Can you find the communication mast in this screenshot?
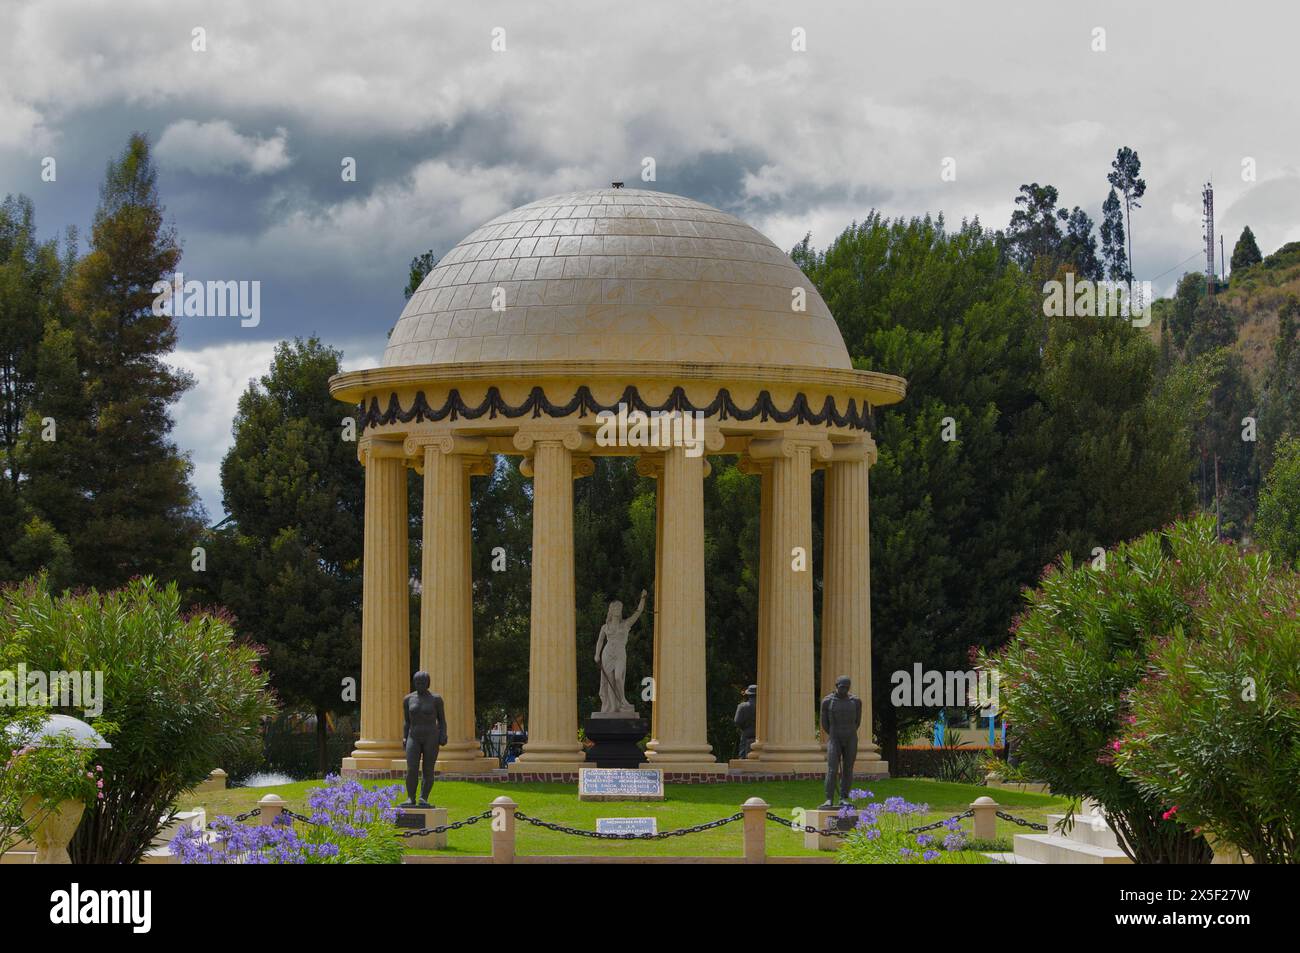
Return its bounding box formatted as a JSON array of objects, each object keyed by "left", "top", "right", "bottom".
[{"left": 1202, "top": 179, "right": 1216, "bottom": 294}]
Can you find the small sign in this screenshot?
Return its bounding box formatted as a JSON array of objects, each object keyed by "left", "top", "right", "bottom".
[
  {"left": 596, "top": 817, "right": 658, "bottom": 836},
  {"left": 578, "top": 767, "right": 665, "bottom": 801},
  {"left": 395, "top": 811, "right": 425, "bottom": 829}
]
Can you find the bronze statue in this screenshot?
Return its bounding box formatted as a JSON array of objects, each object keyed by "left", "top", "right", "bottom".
[
  {"left": 734, "top": 684, "right": 757, "bottom": 758},
  {"left": 819, "top": 675, "right": 862, "bottom": 808},
  {"left": 402, "top": 670, "right": 447, "bottom": 807}
]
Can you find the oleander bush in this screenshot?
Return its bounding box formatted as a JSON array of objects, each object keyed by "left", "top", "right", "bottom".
[
  {"left": 3, "top": 574, "right": 275, "bottom": 863},
  {"left": 1115, "top": 556, "right": 1300, "bottom": 863},
  {"left": 987, "top": 516, "right": 1230, "bottom": 863}
]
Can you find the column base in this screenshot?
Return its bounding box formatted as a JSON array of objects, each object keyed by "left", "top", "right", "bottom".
[
  {"left": 513, "top": 743, "right": 585, "bottom": 767},
  {"left": 343, "top": 747, "right": 406, "bottom": 772},
  {"left": 803, "top": 808, "right": 858, "bottom": 851}
]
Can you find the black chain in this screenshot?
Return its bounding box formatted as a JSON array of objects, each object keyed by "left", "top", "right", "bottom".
[
  {"left": 766, "top": 808, "right": 977, "bottom": 837},
  {"left": 765, "top": 812, "right": 850, "bottom": 837},
  {"left": 396, "top": 809, "right": 496, "bottom": 838},
  {"left": 908, "top": 809, "right": 974, "bottom": 833},
  {"left": 281, "top": 809, "right": 319, "bottom": 825},
  {"left": 511, "top": 809, "right": 743, "bottom": 840},
  {"left": 216, "top": 807, "right": 261, "bottom": 826},
  {"left": 995, "top": 810, "right": 1048, "bottom": 831}
]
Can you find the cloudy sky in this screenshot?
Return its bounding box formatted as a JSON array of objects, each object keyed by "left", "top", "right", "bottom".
[{"left": 3, "top": 0, "right": 1297, "bottom": 518}]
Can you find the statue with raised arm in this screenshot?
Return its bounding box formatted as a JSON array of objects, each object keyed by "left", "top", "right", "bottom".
[
  {"left": 594, "top": 590, "right": 647, "bottom": 714},
  {"left": 402, "top": 670, "right": 447, "bottom": 807}
]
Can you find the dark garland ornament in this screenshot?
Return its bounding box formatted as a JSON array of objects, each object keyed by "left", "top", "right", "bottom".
[{"left": 357, "top": 384, "right": 875, "bottom": 433}]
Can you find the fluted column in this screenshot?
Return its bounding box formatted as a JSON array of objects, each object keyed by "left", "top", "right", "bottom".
[
  {"left": 731, "top": 457, "right": 772, "bottom": 767},
  {"left": 821, "top": 437, "right": 884, "bottom": 770},
  {"left": 748, "top": 432, "right": 831, "bottom": 769},
  {"left": 641, "top": 445, "right": 718, "bottom": 770},
  {"left": 414, "top": 434, "right": 497, "bottom": 773},
  {"left": 347, "top": 440, "right": 410, "bottom": 770},
  {"left": 510, "top": 428, "right": 592, "bottom": 770}
]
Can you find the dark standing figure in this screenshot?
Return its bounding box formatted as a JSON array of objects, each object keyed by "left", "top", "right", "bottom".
[
  {"left": 820, "top": 675, "right": 862, "bottom": 808},
  {"left": 402, "top": 671, "right": 448, "bottom": 807},
  {"left": 734, "top": 684, "right": 758, "bottom": 759}
]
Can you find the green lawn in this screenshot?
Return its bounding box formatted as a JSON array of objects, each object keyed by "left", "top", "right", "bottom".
[{"left": 185, "top": 778, "right": 1068, "bottom": 859}]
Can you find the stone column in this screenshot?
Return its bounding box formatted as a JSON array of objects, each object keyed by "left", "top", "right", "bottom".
[
  {"left": 346, "top": 440, "right": 410, "bottom": 771},
  {"left": 413, "top": 434, "right": 496, "bottom": 773},
  {"left": 731, "top": 457, "right": 772, "bottom": 768},
  {"left": 640, "top": 444, "right": 720, "bottom": 772},
  {"left": 747, "top": 432, "right": 830, "bottom": 771},
  {"left": 820, "top": 437, "right": 885, "bottom": 772},
  {"left": 509, "top": 428, "right": 592, "bottom": 771}
]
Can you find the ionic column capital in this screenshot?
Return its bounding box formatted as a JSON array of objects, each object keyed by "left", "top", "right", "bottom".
[
  {"left": 358, "top": 436, "right": 409, "bottom": 467},
  {"left": 824, "top": 435, "right": 879, "bottom": 466},
  {"left": 405, "top": 433, "right": 490, "bottom": 458},
  {"left": 637, "top": 447, "right": 713, "bottom": 479},
  {"left": 745, "top": 431, "right": 834, "bottom": 463},
  {"left": 512, "top": 425, "right": 595, "bottom": 454}
]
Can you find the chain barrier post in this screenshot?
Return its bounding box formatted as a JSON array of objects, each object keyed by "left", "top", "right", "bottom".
[
  {"left": 257, "top": 793, "right": 286, "bottom": 827},
  {"left": 742, "top": 797, "right": 768, "bottom": 864},
  {"left": 491, "top": 796, "right": 517, "bottom": 864},
  {"left": 971, "top": 796, "right": 998, "bottom": 842}
]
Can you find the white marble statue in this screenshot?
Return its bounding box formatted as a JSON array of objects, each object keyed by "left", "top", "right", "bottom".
[{"left": 594, "top": 590, "right": 648, "bottom": 714}]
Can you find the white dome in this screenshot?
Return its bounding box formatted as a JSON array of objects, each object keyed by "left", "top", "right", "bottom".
[{"left": 384, "top": 188, "right": 850, "bottom": 369}]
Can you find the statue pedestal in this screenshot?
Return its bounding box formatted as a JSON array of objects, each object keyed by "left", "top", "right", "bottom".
[
  {"left": 395, "top": 806, "right": 448, "bottom": 850},
  {"left": 582, "top": 714, "right": 648, "bottom": 768},
  {"left": 804, "top": 808, "right": 857, "bottom": 851}
]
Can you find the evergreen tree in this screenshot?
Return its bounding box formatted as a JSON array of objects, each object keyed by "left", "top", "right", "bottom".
[
  {"left": 23, "top": 134, "right": 202, "bottom": 588},
  {"left": 1230, "top": 225, "right": 1263, "bottom": 274},
  {"left": 197, "top": 338, "right": 365, "bottom": 775},
  {"left": 1003, "top": 183, "right": 1101, "bottom": 280},
  {"left": 1107, "top": 147, "right": 1146, "bottom": 281},
  {"left": 0, "top": 195, "right": 72, "bottom": 582},
  {"left": 404, "top": 250, "right": 438, "bottom": 299},
  {"left": 1100, "top": 188, "right": 1128, "bottom": 281}
]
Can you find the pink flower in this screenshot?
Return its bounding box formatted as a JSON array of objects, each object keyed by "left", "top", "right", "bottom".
[
  {"left": 96, "top": 779, "right": 104, "bottom": 789},
  {"left": 1162, "top": 805, "right": 1178, "bottom": 821}
]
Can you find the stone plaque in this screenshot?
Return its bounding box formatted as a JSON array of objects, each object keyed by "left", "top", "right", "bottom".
[
  {"left": 596, "top": 817, "right": 658, "bottom": 836},
  {"left": 395, "top": 811, "right": 425, "bottom": 829},
  {"left": 578, "top": 767, "right": 665, "bottom": 801}
]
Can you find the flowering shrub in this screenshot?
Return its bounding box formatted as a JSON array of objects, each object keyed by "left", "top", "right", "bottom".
[
  {"left": 171, "top": 775, "right": 406, "bottom": 865},
  {"left": 835, "top": 790, "right": 985, "bottom": 864},
  {"left": 1115, "top": 556, "right": 1300, "bottom": 864},
  {"left": 986, "top": 516, "right": 1238, "bottom": 863}
]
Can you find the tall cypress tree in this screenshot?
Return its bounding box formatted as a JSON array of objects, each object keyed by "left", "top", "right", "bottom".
[
  {"left": 28, "top": 134, "right": 201, "bottom": 588},
  {"left": 1230, "top": 226, "right": 1263, "bottom": 274}
]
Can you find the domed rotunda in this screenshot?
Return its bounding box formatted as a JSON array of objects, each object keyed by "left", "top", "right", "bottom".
[{"left": 331, "top": 187, "right": 906, "bottom": 779}]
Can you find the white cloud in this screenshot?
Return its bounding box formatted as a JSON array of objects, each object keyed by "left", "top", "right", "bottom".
[
  {"left": 171, "top": 339, "right": 382, "bottom": 520},
  {"left": 156, "top": 119, "right": 291, "bottom": 176}
]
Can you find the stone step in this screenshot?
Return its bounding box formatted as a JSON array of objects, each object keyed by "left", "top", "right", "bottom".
[
  {"left": 1014, "top": 833, "right": 1132, "bottom": 864},
  {"left": 1046, "top": 812, "right": 1121, "bottom": 850},
  {"left": 983, "top": 851, "right": 1042, "bottom": 864}
]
